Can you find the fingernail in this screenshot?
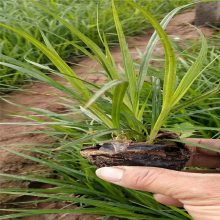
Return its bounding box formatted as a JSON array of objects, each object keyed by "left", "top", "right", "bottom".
[{"left": 96, "top": 167, "right": 124, "bottom": 182}]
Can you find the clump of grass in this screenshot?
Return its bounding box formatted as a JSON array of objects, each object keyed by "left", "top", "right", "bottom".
[
  {"left": 0, "top": 0, "right": 219, "bottom": 219},
  {"left": 4, "top": 0, "right": 212, "bottom": 143}
]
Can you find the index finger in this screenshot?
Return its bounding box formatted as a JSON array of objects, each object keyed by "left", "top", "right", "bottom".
[
  {"left": 185, "top": 138, "right": 220, "bottom": 168},
  {"left": 186, "top": 138, "right": 220, "bottom": 156}
]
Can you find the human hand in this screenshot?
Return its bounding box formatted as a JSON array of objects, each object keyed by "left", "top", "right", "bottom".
[{"left": 96, "top": 139, "right": 220, "bottom": 220}]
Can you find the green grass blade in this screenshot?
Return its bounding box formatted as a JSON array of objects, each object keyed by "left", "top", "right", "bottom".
[
  {"left": 171, "top": 31, "right": 208, "bottom": 107},
  {"left": 112, "top": 0, "right": 138, "bottom": 116},
  {"left": 128, "top": 0, "right": 177, "bottom": 110},
  {"left": 137, "top": 90, "right": 151, "bottom": 122},
  {"left": 173, "top": 84, "right": 220, "bottom": 112},
  {"left": 70, "top": 41, "right": 96, "bottom": 61},
  {"left": 96, "top": 6, "right": 117, "bottom": 70},
  {"left": 64, "top": 128, "right": 117, "bottom": 146},
  {"left": 151, "top": 77, "right": 162, "bottom": 128},
  {"left": 0, "top": 61, "right": 80, "bottom": 100},
  {"left": 40, "top": 30, "right": 58, "bottom": 55},
  {"left": 112, "top": 81, "right": 129, "bottom": 128},
  {"left": 79, "top": 106, "right": 101, "bottom": 124},
  {"left": 97, "top": 5, "right": 134, "bottom": 113},
  {"left": 138, "top": 4, "right": 191, "bottom": 94},
  {"left": 80, "top": 105, "right": 113, "bottom": 128},
  {"left": 175, "top": 139, "right": 220, "bottom": 153},
  {"left": 71, "top": 103, "right": 113, "bottom": 130},
  {"left": 85, "top": 80, "right": 126, "bottom": 109}
]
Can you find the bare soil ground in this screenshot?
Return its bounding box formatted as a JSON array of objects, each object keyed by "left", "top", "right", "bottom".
[{"left": 0, "top": 10, "right": 215, "bottom": 220}]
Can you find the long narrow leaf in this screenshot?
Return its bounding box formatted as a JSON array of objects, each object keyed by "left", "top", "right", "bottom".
[
  {"left": 112, "top": 81, "right": 129, "bottom": 128},
  {"left": 173, "top": 84, "right": 220, "bottom": 112},
  {"left": 0, "top": 61, "right": 81, "bottom": 100},
  {"left": 171, "top": 37, "right": 211, "bottom": 107},
  {"left": 128, "top": 0, "right": 176, "bottom": 110},
  {"left": 137, "top": 3, "right": 192, "bottom": 126},
  {"left": 138, "top": 3, "right": 192, "bottom": 94},
  {"left": 96, "top": 7, "right": 117, "bottom": 70},
  {"left": 85, "top": 80, "right": 126, "bottom": 109},
  {"left": 151, "top": 77, "right": 162, "bottom": 128},
  {"left": 112, "top": 0, "right": 138, "bottom": 116}
]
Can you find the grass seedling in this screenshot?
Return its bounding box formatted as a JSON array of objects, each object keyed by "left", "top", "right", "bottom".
[
  {"left": 0, "top": 0, "right": 219, "bottom": 219},
  {"left": 0, "top": 0, "right": 218, "bottom": 154}
]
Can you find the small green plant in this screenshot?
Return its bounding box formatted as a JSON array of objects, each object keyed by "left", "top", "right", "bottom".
[
  {"left": 0, "top": 0, "right": 217, "bottom": 143},
  {"left": 0, "top": 0, "right": 220, "bottom": 219}
]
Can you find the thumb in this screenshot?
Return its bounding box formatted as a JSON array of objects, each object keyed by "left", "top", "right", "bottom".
[{"left": 96, "top": 166, "right": 218, "bottom": 199}]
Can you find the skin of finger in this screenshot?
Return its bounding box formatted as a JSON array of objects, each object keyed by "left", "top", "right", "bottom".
[
  {"left": 153, "top": 194, "right": 183, "bottom": 207},
  {"left": 186, "top": 138, "right": 220, "bottom": 156},
  {"left": 113, "top": 167, "right": 220, "bottom": 206},
  {"left": 185, "top": 138, "right": 220, "bottom": 168},
  {"left": 186, "top": 155, "right": 220, "bottom": 168}
]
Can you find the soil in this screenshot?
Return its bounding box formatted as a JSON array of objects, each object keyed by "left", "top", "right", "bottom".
[
  {"left": 81, "top": 142, "right": 190, "bottom": 170},
  {"left": 81, "top": 132, "right": 190, "bottom": 170},
  {"left": 0, "top": 10, "right": 215, "bottom": 220}
]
